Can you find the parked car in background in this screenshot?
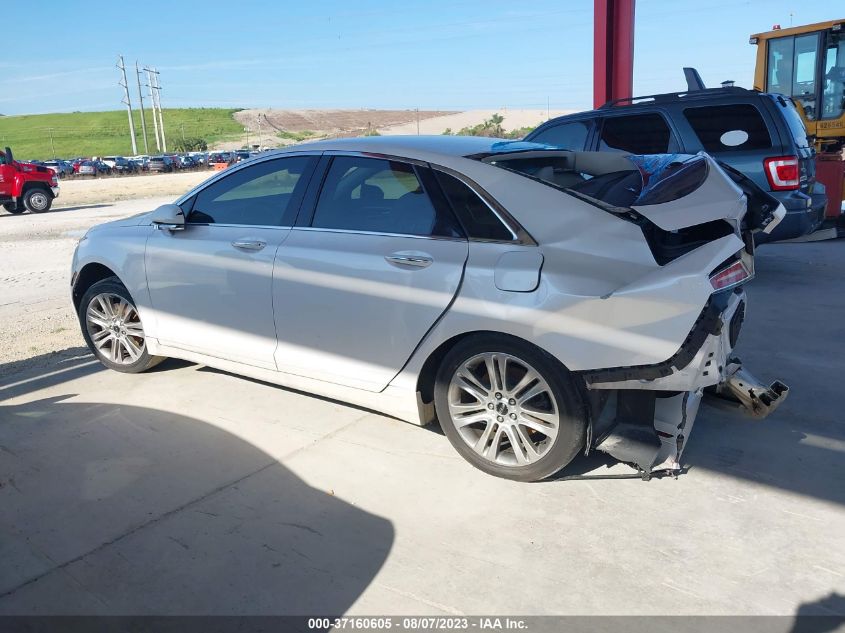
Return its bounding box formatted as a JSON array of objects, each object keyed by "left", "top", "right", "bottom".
[
  {"left": 70, "top": 136, "right": 788, "bottom": 482},
  {"left": 42, "top": 160, "right": 74, "bottom": 177},
  {"left": 526, "top": 85, "right": 826, "bottom": 243},
  {"left": 76, "top": 161, "right": 99, "bottom": 177},
  {"left": 235, "top": 150, "right": 251, "bottom": 162},
  {"left": 102, "top": 156, "right": 136, "bottom": 174},
  {"left": 148, "top": 156, "right": 174, "bottom": 173},
  {"left": 208, "top": 152, "right": 234, "bottom": 166}
]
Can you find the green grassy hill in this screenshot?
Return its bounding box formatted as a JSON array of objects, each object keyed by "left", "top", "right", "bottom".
[{"left": 0, "top": 108, "right": 244, "bottom": 159}]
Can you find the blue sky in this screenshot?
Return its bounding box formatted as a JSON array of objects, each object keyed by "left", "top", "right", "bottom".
[{"left": 0, "top": 0, "right": 840, "bottom": 115}]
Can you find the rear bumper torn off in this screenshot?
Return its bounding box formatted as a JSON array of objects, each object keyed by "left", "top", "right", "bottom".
[{"left": 703, "top": 359, "right": 789, "bottom": 419}]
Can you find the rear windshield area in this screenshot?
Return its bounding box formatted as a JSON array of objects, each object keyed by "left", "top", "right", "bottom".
[
  {"left": 683, "top": 104, "right": 772, "bottom": 152},
  {"left": 481, "top": 151, "right": 709, "bottom": 209}
]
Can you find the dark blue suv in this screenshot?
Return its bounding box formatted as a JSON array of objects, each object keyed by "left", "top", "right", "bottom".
[{"left": 525, "top": 87, "right": 826, "bottom": 243}]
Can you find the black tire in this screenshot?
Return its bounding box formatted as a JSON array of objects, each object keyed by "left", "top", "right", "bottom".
[
  {"left": 22, "top": 188, "right": 53, "bottom": 213},
  {"left": 78, "top": 277, "right": 164, "bottom": 374},
  {"left": 3, "top": 201, "right": 24, "bottom": 214},
  {"left": 434, "top": 334, "right": 587, "bottom": 482}
]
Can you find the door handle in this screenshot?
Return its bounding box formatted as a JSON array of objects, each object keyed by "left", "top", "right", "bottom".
[
  {"left": 385, "top": 253, "right": 433, "bottom": 268},
  {"left": 231, "top": 239, "right": 266, "bottom": 251}
]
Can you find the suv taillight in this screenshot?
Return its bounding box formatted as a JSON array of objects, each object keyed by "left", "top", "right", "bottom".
[
  {"left": 710, "top": 260, "right": 751, "bottom": 291},
  {"left": 763, "top": 156, "right": 799, "bottom": 191}
]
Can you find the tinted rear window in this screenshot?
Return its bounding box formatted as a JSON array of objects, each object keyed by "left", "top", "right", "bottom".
[
  {"left": 683, "top": 104, "right": 772, "bottom": 152},
  {"left": 599, "top": 114, "right": 676, "bottom": 154}
]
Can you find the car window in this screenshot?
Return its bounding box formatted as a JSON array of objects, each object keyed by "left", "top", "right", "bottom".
[
  {"left": 312, "top": 156, "right": 446, "bottom": 237},
  {"left": 433, "top": 171, "right": 513, "bottom": 241},
  {"left": 529, "top": 120, "right": 591, "bottom": 150},
  {"left": 189, "top": 156, "right": 312, "bottom": 226},
  {"left": 683, "top": 104, "right": 772, "bottom": 152},
  {"left": 598, "top": 113, "right": 677, "bottom": 154}
]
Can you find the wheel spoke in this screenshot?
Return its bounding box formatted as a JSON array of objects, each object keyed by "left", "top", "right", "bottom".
[
  {"left": 456, "top": 372, "right": 488, "bottom": 403},
  {"left": 124, "top": 324, "right": 144, "bottom": 338},
  {"left": 122, "top": 336, "right": 143, "bottom": 361},
  {"left": 96, "top": 295, "right": 115, "bottom": 318},
  {"left": 484, "top": 425, "right": 506, "bottom": 461},
  {"left": 517, "top": 382, "right": 547, "bottom": 407},
  {"left": 472, "top": 421, "right": 496, "bottom": 455},
  {"left": 519, "top": 416, "right": 558, "bottom": 440},
  {"left": 452, "top": 410, "right": 490, "bottom": 428},
  {"left": 512, "top": 425, "right": 542, "bottom": 462},
  {"left": 109, "top": 339, "right": 121, "bottom": 362},
  {"left": 504, "top": 426, "right": 529, "bottom": 464},
  {"left": 92, "top": 329, "right": 112, "bottom": 348},
  {"left": 509, "top": 368, "right": 538, "bottom": 399}
]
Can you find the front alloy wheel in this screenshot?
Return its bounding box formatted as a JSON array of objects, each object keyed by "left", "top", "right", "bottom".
[
  {"left": 79, "top": 277, "right": 163, "bottom": 373},
  {"left": 435, "top": 335, "right": 586, "bottom": 481}
]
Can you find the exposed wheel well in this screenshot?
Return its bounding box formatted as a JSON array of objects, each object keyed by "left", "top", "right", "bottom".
[
  {"left": 415, "top": 330, "right": 572, "bottom": 425},
  {"left": 22, "top": 182, "right": 53, "bottom": 196},
  {"left": 72, "top": 263, "right": 119, "bottom": 312}
]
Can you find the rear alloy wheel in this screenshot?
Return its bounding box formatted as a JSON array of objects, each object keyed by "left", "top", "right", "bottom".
[
  {"left": 434, "top": 335, "right": 586, "bottom": 481},
  {"left": 79, "top": 277, "right": 163, "bottom": 373},
  {"left": 22, "top": 188, "right": 52, "bottom": 213}
]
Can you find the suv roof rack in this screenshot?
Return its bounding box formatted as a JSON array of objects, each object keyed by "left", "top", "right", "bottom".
[{"left": 599, "top": 86, "right": 757, "bottom": 109}]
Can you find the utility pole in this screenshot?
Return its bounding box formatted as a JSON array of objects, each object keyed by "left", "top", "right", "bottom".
[
  {"left": 244, "top": 126, "right": 249, "bottom": 149},
  {"left": 257, "top": 114, "right": 263, "bottom": 148},
  {"left": 135, "top": 62, "right": 149, "bottom": 154},
  {"left": 145, "top": 67, "right": 161, "bottom": 152},
  {"left": 415, "top": 107, "right": 420, "bottom": 135},
  {"left": 48, "top": 128, "right": 56, "bottom": 158},
  {"left": 117, "top": 56, "right": 138, "bottom": 155},
  {"left": 153, "top": 68, "right": 167, "bottom": 152}
]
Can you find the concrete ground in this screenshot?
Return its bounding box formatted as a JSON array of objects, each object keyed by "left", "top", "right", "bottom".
[{"left": 0, "top": 218, "right": 843, "bottom": 616}]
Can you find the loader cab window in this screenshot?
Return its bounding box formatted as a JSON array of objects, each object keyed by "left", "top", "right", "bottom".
[
  {"left": 822, "top": 30, "right": 845, "bottom": 120},
  {"left": 766, "top": 33, "right": 820, "bottom": 120}
]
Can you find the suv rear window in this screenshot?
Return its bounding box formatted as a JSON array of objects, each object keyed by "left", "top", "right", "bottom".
[
  {"left": 683, "top": 104, "right": 772, "bottom": 152},
  {"left": 598, "top": 114, "right": 676, "bottom": 154},
  {"left": 776, "top": 97, "right": 812, "bottom": 149}
]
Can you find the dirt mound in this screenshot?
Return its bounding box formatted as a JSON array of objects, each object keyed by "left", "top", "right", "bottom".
[{"left": 234, "top": 109, "right": 456, "bottom": 136}]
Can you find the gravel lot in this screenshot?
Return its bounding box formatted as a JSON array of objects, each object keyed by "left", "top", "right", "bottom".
[{"left": 0, "top": 171, "right": 209, "bottom": 377}]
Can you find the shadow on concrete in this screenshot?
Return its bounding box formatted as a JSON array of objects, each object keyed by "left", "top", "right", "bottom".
[
  {"left": 790, "top": 592, "right": 845, "bottom": 632},
  {"left": 0, "top": 394, "right": 394, "bottom": 614}
]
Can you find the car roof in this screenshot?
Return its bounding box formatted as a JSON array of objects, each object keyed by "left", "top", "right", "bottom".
[{"left": 267, "top": 135, "right": 553, "bottom": 163}]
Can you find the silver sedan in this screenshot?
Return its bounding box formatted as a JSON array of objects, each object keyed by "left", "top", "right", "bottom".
[{"left": 71, "top": 136, "right": 788, "bottom": 481}]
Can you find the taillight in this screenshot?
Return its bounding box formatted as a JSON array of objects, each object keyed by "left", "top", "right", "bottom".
[
  {"left": 763, "top": 155, "right": 799, "bottom": 191},
  {"left": 710, "top": 260, "right": 751, "bottom": 291}
]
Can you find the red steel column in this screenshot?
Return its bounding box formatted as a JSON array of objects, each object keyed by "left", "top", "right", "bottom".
[{"left": 593, "top": 0, "right": 636, "bottom": 108}]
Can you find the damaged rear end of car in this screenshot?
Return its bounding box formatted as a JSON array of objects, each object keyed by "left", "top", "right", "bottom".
[{"left": 476, "top": 145, "right": 789, "bottom": 475}]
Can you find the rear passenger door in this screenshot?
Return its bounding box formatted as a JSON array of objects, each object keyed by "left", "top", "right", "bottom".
[{"left": 272, "top": 154, "right": 468, "bottom": 391}]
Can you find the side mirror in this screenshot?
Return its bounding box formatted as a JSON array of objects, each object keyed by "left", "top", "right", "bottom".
[
  {"left": 151, "top": 203, "right": 186, "bottom": 231},
  {"left": 4, "top": 146, "right": 12, "bottom": 165}
]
